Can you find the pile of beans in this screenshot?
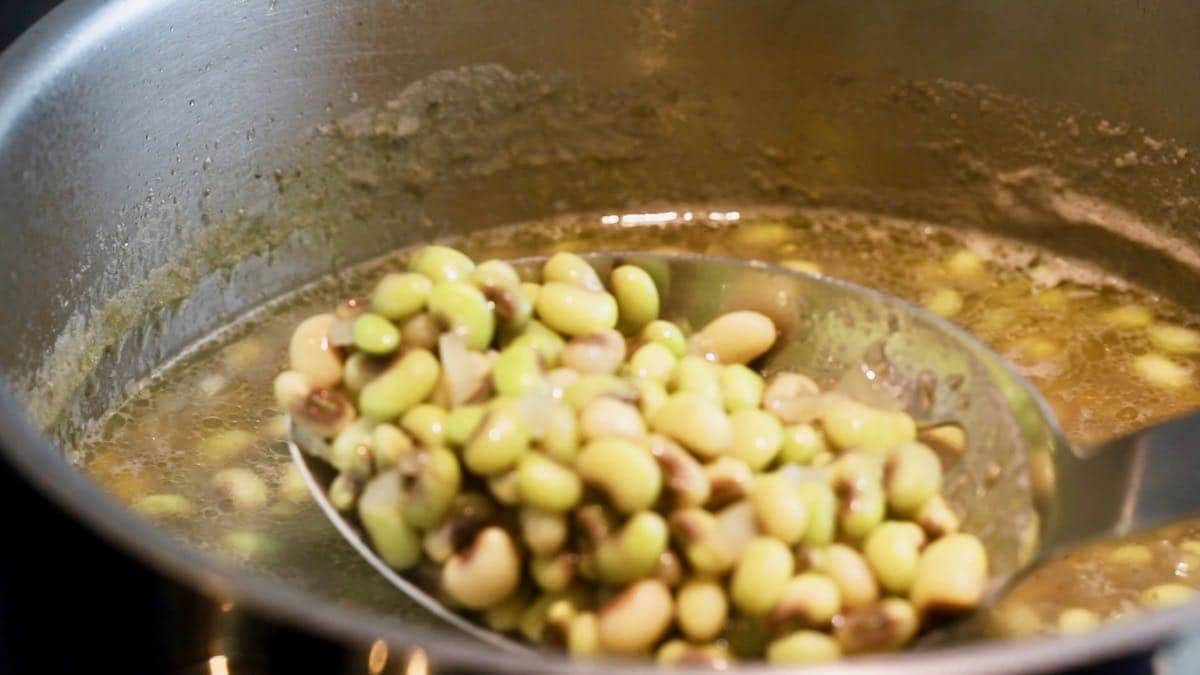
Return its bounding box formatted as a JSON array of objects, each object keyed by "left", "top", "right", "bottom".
[{"left": 272, "top": 246, "right": 989, "bottom": 664}]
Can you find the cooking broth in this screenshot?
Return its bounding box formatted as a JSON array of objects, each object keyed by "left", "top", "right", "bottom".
[{"left": 75, "top": 208, "right": 1200, "bottom": 641}]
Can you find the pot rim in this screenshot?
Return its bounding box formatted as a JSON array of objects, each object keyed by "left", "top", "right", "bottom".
[{"left": 1, "top": 1, "right": 1199, "bottom": 672}]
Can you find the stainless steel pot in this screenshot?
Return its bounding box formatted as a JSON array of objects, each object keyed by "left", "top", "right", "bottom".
[{"left": 4, "top": 1, "right": 1200, "bottom": 673}]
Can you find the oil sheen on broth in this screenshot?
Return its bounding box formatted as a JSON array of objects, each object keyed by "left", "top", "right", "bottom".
[{"left": 75, "top": 209, "right": 1200, "bottom": 639}]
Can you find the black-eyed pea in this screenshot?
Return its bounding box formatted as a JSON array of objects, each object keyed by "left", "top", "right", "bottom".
[
  {"left": 513, "top": 321, "right": 566, "bottom": 368},
  {"left": 575, "top": 438, "right": 662, "bottom": 513},
  {"left": 696, "top": 310, "right": 777, "bottom": 364},
  {"left": 885, "top": 442, "right": 943, "bottom": 516},
  {"left": 1140, "top": 583, "right": 1198, "bottom": 608},
  {"left": 517, "top": 453, "right": 583, "bottom": 512},
  {"left": 640, "top": 319, "right": 688, "bottom": 357},
  {"left": 327, "top": 472, "right": 362, "bottom": 511},
  {"left": 574, "top": 503, "right": 617, "bottom": 548},
  {"left": 655, "top": 640, "right": 732, "bottom": 668},
  {"left": 1108, "top": 543, "right": 1153, "bottom": 566},
  {"left": 328, "top": 419, "right": 374, "bottom": 476},
  {"left": 654, "top": 550, "right": 684, "bottom": 589},
  {"left": 531, "top": 552, "right": 578, "bottom": 593},
  {"left": 669, "top": 508, "right": 736, "bottom": 575},
  {"left": 628, "top": 342, "right": 677, "bottom": 383},
  {"left": 1057, "top": 607, "right": 1101, "bottom": 634},
  {"left": 1147, "top": 323, "right": 1200, "bottom": 355},
  {"left": 780, "top": 424, "right": 829, "bottom": 465},
  {"left": 796, "top": 480, "right": 838, "bottom": 546},
  {"left": 492, "top": 341, "right": 548, "bottom": 397},
  {"left": 910, "top": 533, "right": 988, "bottom": 614},
  {"left": 821, "top": 544, "right": 879, "bottom": 610},
  {"left": 400, "top": 403, "right": 446, "bottom": 448},
  {"left": 564, "top": 374, "right": 636, "bottom": 411},
  {"left": 648, "top": 434, "right": 710, "bottom": 508},
  {"left": 278, "top": 464, "right": 311, "bottom": 504},
  {"left": 471, "top": 259, "right": 521, "bottom": 287},
  {"left": 397, "top": 447, "right": 461, "bottom": 529},
  {"left": 673, "top": 355, "right": 724, "bottom": 405},
  {"left": 133, "top": 493, "right": 194, "bottom": 519},
  {"left": 561, "top": 328, "right": 626, "bottom": 375},
  {"left": 371, "top": 271, "right": 433, "bottom": 321},
  {"left": 427, "top": 281, "right": 495, "bottom": 351},
  {"left": 535, "top": 282, "right": 619, "bottom": 337},
  {"left": 197, "top": 428, "right": 257, "bottom": 464},
  {"left": 596, "top": 579, "right": 674, "bottom": 655},
  {"left": 343, "top": 353, "right": 387, "bottom": 393},
  {"left": 730, "top": 409, "right": 784, "bottom": 470},
  {"left": 820, "top": 397, "right": 916, "bottom": 453},
  {"left": 834, "top": 474, "right": 886, "bottom": 542},
  {"left": 635, "top": 378, "right": 668, "bottom": 421},
  {"left": 771, "top": 572, "right": 842, "bottom": 628},
  {"left": 1132, "top": 353, "right": 1191, "bottom": 390},
  {"left": 352, "top": 313, "right": 401, "bottom": 356},
  {"left": 919, "top": 423, "right": 967, "bottom": 456},
  {"left": 863, "top": 521, "right": 927, "bottom": 594},
  {"left": 400, "top": 312, "right": 442, "bottom": 351},
  {"left": 280, "top": 376, "right": 357, "bottom": 438},
  {"left": 594, "top": 511, "right": 670, "bottom": 585},
  {"left": 443, "top": 406, "right": 485, "bottom": 448},
  {"left": 543, "top": 252, "right": 604, "bottom": 292},
  {"left": 751, "top": 473, "right": 808, "bottom": 544},
  {"left": 487, "top": 469, "right": 522, "bottom": 506},
  {"left": 763, "top": 371, "right": 820, "bottom": 408},
  {"left": 719, "top": 364, "right": 765, "bottom": 412},
  {"left": 518, "top": 591, "right": 562, "bottom": 643},
  {"left": 916, "top": 494, "right": 961, "bottom": 538},
  {"left": 463, "top": 404, "right": 530, "bottom": 475},
  {"left": 833, "top": 598, "right": 920, "bottom": 653},
  {"left": 704, "top": 456, "right": 754, "bottom": 508},
  {"left": 542, "top": 401, "right": 580, "bottom": 463},
  {"left": 409, "top": 245, "right": 475, "bottom": 283},
  {"left": 651, "top": 392, "right": 732, "bottom": 459},
  {"left": 924, "top": 287, "right": 963, "bottom": 318},
  {"left": 484, "top": 590, "right": 531, "bottom": 633},
  {"left": 731, "top": 536, "right": 795, "bottom": 616},
  {"left": 481, "top": 278, "right": 534, "bottom": 331},
  {"left": 358, "top": 470, "right": 422, "bottom": 570},
  {"left": 442, "top": 526, "right": 522, "bottom": 610},
  {"left": 520, "top": 507, "right": 569, "bottom": 557},
  {"left": 421, "top": 491, "right": 494, "bottom": 564},
  {"left": 579, "top": 396, "right": 645, "bottom": 441},
  {"left": 676, "top": 578, "right": 729, "bottom": 642},
  {"left": 611, "top": 264, "right": 660, "bottom": 334},
  {"left": 289, "top": 314, "right": 344, "bottom": 387},
  {"left": 358, "top": 348, "right": 440, "bottom": 422},
  {"left": 212, "top": 467, "right": 269, "bottom": 511},
  {"left": 766, "top": 630, "right": 842, "bottom": 664},
  {"left": 567, "top": 611, "right": 600, "bottom": 657}
]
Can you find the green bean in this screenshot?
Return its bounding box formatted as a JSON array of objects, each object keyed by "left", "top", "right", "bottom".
[
  {"left": 820, "top": 544, "right": 879, "bottom": 610},
  {"left": 771, "top": 572, "right": 842, "bottom": 628},
  {"left": 358, "top": 470, "right": 421, "bottom": 570},
  {"left": 352, "top": 313, "right": 401, "bottom": 356},
  {"left": 885, "top": 442, "right": 943, "bottom": 516},
  {"left": 751, "top": 473, "right": 808, "bottom": 544},
  {"left": 463, "top": 403, "right": 530, "bottom": 475},
  {"left": 399, "top": 403, "right": 446, "bottom": 449},
  {"left": 834, "top": 598, "right": 919, "bottom": 653},
  {"left": 863, "top": 521, "right": 926, "bottom": 595},
  {"left": 648, "top": 434, "right": 711, "bottom": 508},
  {"left": 575, "top": 438, "right": 662, "bottom": 513},
  {"left": 358, "top": 348, "right": 440, "bottom": 422},
  {"left": 520, "top": 507, "right": 569, "bottom": 557},
  {"left": 543, "top": 252, "right": 604, "bottom": 291},
  {"left": 594, "top": 511, "right": 669, "bottom": 585},
  {"left": 597, "top": 579, "right": 674, "bottom": 655},
  {"left": 673, "top": 355, "right": 723, "bottom": 405},
  {"left": 443, "top": 405, "right": 485, "bottom": 448},
  {"left": 910, "top": 533, "right": 988, "bottom": 613},
  {"left": 492, "top": 341, "right": 548, "bottom": 397},
  {"left": 561, "top": 329, "right": 626, "bottom": 375},
  {"left": 517, "top": 453, "right": 583, "bottom": 512},
  {"left": 628, "top": 342, "right": 677, "bottom": 383},
  {"left": 212, "top": 467, "right": 269, "bottom": 511},
  {"left": 398, "top": 447, "right": 461, "bottom": 529},
  {"left": 696, "top": 310, "right": 777, "bottom": 365},
  {"left": 779, "top": 424, "right": 828, "bottom": 465},
  {"left": 442, "top": 526, "right": 522, "bottom": 609},
  {"left": 766, "top": 630, "right": 842, "bottom": 664},
  {"left": 640, "top": 319, "right": 688, "bottom": 357},
  {"left": 676, "top": 579, "right": 728, "bottom": 642},
  {"left": 720, "top": 364, "right": 765, "bottom": 412},
  {"left": 535, "top": 282, "right": 619, "bottom": 337},
  {"left": 409, "top": 245, "right": 475, "bottom": 283},
  {"left": 796, "top": 480, "right": 837, "bottom": 547},
  {"left": 531, "top": 552, "right": 578, "bottom": 593},
  {"left": 731, "top": 536, "right": 795, "bottom": 616},
  {"left": 289, "top": 313, "right": 344, "bottom": 387},
  {"left": 651, "top": 392, "right": 733, "bottom": 459},
  {"left": 580, "top": 396, "right": 646, "bottom": 441},
  {"left": 427, "top": 281, "right": 495, "bottom": 351},
  {"left": 729, "top": 409, "right": 784, "bottom": 470},
  {"left": 611, "top": 265, "right": 660, "bottom": 334},
  {"left": 133, "top": 493, "right": 194, "bottom": 518}
]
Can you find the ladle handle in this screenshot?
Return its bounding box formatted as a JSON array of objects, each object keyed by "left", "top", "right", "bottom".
[{"left": 1044, "top": 411, "right": 1200, "bottom": 554}]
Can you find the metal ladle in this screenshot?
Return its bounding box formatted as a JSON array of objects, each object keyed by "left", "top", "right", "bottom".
[{"left": 288, "top": 252, "right": 1200, "bottom": 652}]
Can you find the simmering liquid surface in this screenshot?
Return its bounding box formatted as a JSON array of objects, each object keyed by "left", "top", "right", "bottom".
[{"left": 76, "top": 209, "right": 1200, "bottom": 635}]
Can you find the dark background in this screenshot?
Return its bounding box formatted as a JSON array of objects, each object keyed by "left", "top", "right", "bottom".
[{"left": 0, "top": 2, "right": 1173, "bottom": 674}]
